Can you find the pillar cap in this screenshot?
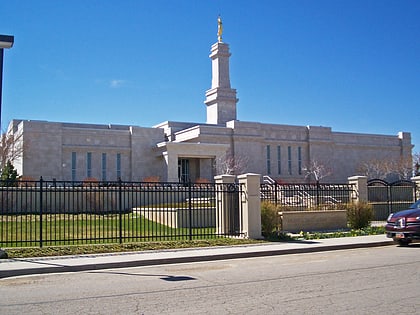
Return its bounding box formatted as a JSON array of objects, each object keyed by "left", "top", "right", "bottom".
[
  {"left": 237, "top": 173, "right": 261, "bottom": 179},
  {"left": 348, "top": 175, "right": 367, "bottom": 180}
]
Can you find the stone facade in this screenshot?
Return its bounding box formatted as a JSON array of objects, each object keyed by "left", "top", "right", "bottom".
[
  {"left": 9, "top": 121, "right": 166, "bottom": 181},
  {"left": 7, "top": 36, "right": 412, "bottom": 183}
]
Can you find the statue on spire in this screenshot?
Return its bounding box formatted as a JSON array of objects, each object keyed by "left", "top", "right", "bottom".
[{"left": 217, "top": 16, "right": 223, "bottom": 42}]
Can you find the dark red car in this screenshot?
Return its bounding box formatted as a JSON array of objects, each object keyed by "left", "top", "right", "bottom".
[{"left": 386, "top": 199, "right": 420, "bottom": 246}]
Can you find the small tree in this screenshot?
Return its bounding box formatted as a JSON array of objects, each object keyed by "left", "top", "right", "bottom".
[
  {"left": 357, "top": 159, "right": 388, "bottom": 180},
  {"left": 1, "top": 160, "right": 20, "bottom": 186},
  {"left": 1, "top": 126, "right": 24, "bottom": 172},
  {"left": 358, "top": 156, "right": 413, "bottom": 181},
  {"left": 393, "top": 156, "right": 414, "bottom": 180},
  {"left": 413, "top": 152, "right": 420, "bottom": 176},
  {"left": 215, "top": 152, "right": 248, "bottom": 175},
  {"left": 303, "top": 160, "right": 332, "bottom": 183}
]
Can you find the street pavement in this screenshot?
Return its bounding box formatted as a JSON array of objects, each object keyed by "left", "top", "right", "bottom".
[{"left": 0, "top": 234, "right": 393, "bottom": 279}]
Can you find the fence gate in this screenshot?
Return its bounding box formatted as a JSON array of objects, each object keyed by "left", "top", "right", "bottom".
[{"left": 367, "top": 179, "right": 417, "bottom": 221}]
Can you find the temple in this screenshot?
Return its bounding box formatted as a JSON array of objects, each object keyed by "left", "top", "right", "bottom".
[{"left": 8, "top": 19, "right": 412, "bottom": 183}]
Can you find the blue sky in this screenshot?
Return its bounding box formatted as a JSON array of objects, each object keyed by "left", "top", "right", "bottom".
[{"left": 1, "top": 0, "right": 419, "bottom": 152}]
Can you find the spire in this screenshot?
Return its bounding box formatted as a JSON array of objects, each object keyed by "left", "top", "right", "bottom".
[{"left": 204, "top": 17, "right": 238, "bottom": 125}]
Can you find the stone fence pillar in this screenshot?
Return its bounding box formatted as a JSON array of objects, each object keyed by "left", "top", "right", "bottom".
[
  {"left": 348, "top": 176, "right": 368, "bottom": 202},
  {"left": 214, "top": 174, "right": 236, "bottom": 235},
  {"left": 238, "top": 173, "right": 262, "bottom": 239},
  {"left": 411, "top": 176, "right": 420, "bottom": 199}
]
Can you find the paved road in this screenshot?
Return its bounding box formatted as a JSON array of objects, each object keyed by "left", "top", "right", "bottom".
[{"left": 1, "top": 245, "right": 419, "bottom": 314}]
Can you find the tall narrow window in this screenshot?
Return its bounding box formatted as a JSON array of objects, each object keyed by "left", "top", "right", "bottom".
[
  {"left": 86, "top": 152, "right": 92, "bottom": 178},
  {"left": 266, "top": 145, "right": 271, "bottom": 175},
  {"left": 71, "top": 152, "right": 77, "bottom": 182},
  {"left": 102, "top": 153, "right": 107, "bottom": 181},
  {"left": 298, "top": 147, "right": 302, "bottom": 175},
  {"left": 116, "top": 153, "right": 121, "bottom": 179},
  {"left": 277, "top": 146, "right": 281, "bottom": 175},
  {"left": 287, "top": 146, "right": 292, "bottom": 175}
]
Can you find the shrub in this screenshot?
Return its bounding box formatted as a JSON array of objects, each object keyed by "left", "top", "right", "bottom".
[
  {"left": 1, "top": 161, "right": 20, "bottom": 186},
  {"left": 346, "top": 201, "right": 374, "bottom": 229},
  {"left": 261, "top": 201, "right": 281, "bottom": 236}
]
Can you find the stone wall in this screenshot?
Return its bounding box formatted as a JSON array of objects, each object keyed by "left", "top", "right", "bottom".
[
  {"left": 280, "top": 210, "right": 348, "bottom": 233},
  {"left": 139, "top": 207, "right": 215, "bottom": 228},
  {"left": 9, "top": 120, "right": 167, "bottom": 182}
]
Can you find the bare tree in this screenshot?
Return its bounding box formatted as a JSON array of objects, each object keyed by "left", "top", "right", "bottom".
[
  {"left": 357, "top": 159, "right": 389, "bottom": 180},
  {"left": 215, "top": 152, "right": 248, "bottom": 175},
  {"left": 413, "top": 152, "right": 420, "bottom": 176},
  {"left": 393, "top": 156, "right": 414, "bottom": 180},
  {"left": 0, "top": 125, "right": 24, "bottom": 172},
  {"left": 303, "top": 160, "right": 332, "bottom": 183},
  {"left": 357, "top": 156, "right": 413, "bottom": 181}
]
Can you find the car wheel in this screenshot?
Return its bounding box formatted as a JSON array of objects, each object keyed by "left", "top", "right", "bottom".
[{"left": 397, "top": 239, "right": 411, "bottom": 246}]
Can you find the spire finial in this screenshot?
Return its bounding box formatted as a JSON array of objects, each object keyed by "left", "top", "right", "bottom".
[{"left": 217, "top": 15, "right": 223, "bottom": 42}]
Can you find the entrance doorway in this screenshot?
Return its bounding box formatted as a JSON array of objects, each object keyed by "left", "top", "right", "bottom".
[{"left": 178, "top": 159, "right": 190, "bottom": 183}]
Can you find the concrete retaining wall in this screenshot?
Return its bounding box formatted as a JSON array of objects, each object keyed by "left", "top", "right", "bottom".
[
  {"left": 136, "top": 207, "right": 215, "bottom": 228},
  {"left": 280, "top": 210, "right": 347, "bottom": 233}
]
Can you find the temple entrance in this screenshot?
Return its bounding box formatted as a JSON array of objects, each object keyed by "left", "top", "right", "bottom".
[
  {"left": 178, "top": 158, "right": 215, "bottom": 183},
  {"left": 178, "top": 159, "right": 190, "bottom": 183}
]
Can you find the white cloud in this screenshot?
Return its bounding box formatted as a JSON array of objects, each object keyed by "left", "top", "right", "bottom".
[{"left": 109, "top": 79, "right": 125, "bottom": 88}]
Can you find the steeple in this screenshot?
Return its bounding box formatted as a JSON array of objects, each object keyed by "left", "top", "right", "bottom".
[{"left": 204, "top": 17, "right": 238, "bottom": 125}]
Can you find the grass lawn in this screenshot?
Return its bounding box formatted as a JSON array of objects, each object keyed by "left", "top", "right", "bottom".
[
  {"left": 3, "top": 238, "right": 264, "bottom": 259},
  {"left": 1, "top": 213, "right": 219, "bottom": 248}
]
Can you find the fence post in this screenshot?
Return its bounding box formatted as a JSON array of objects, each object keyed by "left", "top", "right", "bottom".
[
  {"left": 316, "top": 180, "right": 320, "bottom": 206},
  {"left": 39, "top": 176, "right": 43, "bottom": 248},
  {"left": 348, "top": 176, "right": 368, "bottom": 202},
  {"left": 411, "top": 176, "right": 420, "bottom": 200},
  {"left": 214, "top": 174, "right": 236, "bottom": 235},
  {"left": 118, "top": 178, "right": 123, "bottom": 244},
  {"left": 188, "top": 181, "right": 193, "bottom": 240},
  {"left": 238, "top": 173, "right": 262, "bottom": 239},
  {"left": 275, "top": 181, "right": 278, "bottom": 205}
]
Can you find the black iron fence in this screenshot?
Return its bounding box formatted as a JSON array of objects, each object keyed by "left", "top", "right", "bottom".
[
  {"left": 368, "top": 179, "right": 417, "bottom": 221},
  {"left": 261, "top": 182, "right": 355, "bottom": 210},
  {"left": 0, "top": 178, "right": 244, "bottom": 247}
]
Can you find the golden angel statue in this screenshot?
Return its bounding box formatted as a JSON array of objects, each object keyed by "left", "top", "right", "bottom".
[{"left": 217, "top": 16, "right": 223, "bottom": 42}]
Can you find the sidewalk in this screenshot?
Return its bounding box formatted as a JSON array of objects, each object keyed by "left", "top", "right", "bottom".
[{"left": 0, "top": 235, "right": 393, "bottom": 279}]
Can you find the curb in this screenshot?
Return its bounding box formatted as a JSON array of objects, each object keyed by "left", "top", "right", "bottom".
[{"left": 0, "top": 240, "right": 393, "bottom": 279}]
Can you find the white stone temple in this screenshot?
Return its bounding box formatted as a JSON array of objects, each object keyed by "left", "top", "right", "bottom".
[{"left": 7, "top": 19, "right": 412, "bottom": 183}]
